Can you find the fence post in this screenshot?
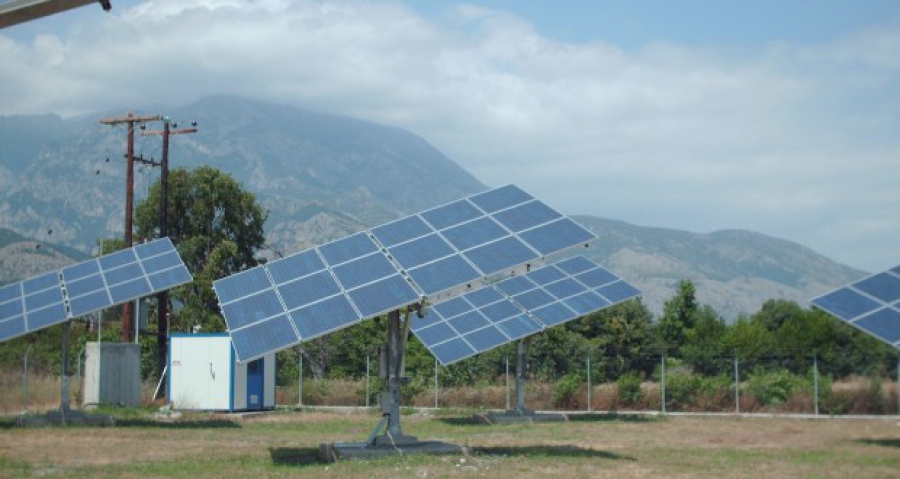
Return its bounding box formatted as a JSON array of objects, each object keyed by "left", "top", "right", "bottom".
[
  {"left": 813, "top": 355, "right": 819, "bottom": 416},
  {"left": 434, "top": 357, "right": 439, "bottom": 408},
  {"left": 298, "top": 354, "right": 303, "bottom": 407},
  {"left": 366, "top": 355, "right": 370, "bottom": 408},
  {"left": 586, "top": 354, "right": 592, "bottom": 412},
  {"left": 23, "top": 343, "right": 33, "bottom": 413},
  {"left": 505, "top": 355, "right": 510, "bottom": 410},
  {"left": 734, "top": 353, "right": 740, "bottom": 415},
  {"left": 661, "top": 354, "right": 666, "bottom": 414}
]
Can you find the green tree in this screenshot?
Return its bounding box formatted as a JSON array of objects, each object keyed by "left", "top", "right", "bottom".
[
  {"left": 134, "top": 166, "right": 267, "bottom": 332},
  {"left": 657, "top": 279, "right": 699, "bottom": 356},
  {"left": 568, "top": 298, "right": 656, "bottom": 381},
  {"left": 681, "top": 305, "right": 729, "bottom": 375}
]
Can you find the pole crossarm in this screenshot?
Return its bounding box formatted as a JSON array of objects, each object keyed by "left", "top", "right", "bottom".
[
  {"left": 99, "top": 113, "right": 162, "bottom": 125},
  {"left": 140, "top": 128, "right": 198, "bottom": 136}
]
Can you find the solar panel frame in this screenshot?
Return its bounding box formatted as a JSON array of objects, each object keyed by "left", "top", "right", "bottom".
[
  {"left": 412, "top": 255, "right": 641, "bottom": 365},
  {"left": 811, "top": 266, "right": 900, "bottom": 349}
]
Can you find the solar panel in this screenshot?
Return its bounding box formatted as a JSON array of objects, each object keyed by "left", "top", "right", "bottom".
[
  {"left": 412, "top": 255, "right": 641, "bottom": 365},
  {"left": 215, "top": 184, "right": 598, "bottom": 362},
  {"left": 811, "top": 265, "right": 900, "bottom": 349},
  {"left": 0, "top": 237, "right": 193, "bottom": 343}
]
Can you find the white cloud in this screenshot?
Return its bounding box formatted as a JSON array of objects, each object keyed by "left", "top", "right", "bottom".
[{"left": 1, "top": 0, "right": 898, "bottom": 271}]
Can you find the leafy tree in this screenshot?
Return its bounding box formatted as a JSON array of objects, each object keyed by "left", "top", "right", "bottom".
[
  {"left": 657, "top": 279, "right": 699, "bottom": 356},
  {"left": 681, "top": 305, "right": 729, "bottom": 375},
  {"left": 134, "top": 166, "right": 267, "bottom": 332},
  {"left": 569, "top": 299, "right": 657, "bottom": 381}
]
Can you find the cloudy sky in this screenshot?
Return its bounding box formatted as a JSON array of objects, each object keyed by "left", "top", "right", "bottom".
[{"left": 1, "top": 0, "right": 899, "bottom": 272}]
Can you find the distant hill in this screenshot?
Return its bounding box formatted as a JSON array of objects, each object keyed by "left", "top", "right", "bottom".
[
  {"left": 575, "top": 216, "right": 865, "bottom": 319},
  {"left": 0, "top": 227, "right": 87, "bottom": 286},
  {"left": 0, "top": 96, "right": 866, "bottom": 318}
]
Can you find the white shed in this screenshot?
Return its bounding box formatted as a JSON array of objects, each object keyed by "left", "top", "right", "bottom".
[{"left": 168, "top": 333, "right": 275, "bottom": 412}]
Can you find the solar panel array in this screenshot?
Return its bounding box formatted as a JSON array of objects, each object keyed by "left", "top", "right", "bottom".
[
  {"left": 214, "top": 185, "right": 598, "bottom": 362},
  {"left": 0, "top": 237, "right": 193, "bottom": 343},
  {"left": 811, "top": 265, "right": 900, "bottom": 349},
  {"left": 412, "top": 255, "right": 641, "bottom": 365}
]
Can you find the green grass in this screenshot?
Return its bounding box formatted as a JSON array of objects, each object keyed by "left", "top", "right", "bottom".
[{"left": 1, "top": 409, "right": 899, "bottom": 478}]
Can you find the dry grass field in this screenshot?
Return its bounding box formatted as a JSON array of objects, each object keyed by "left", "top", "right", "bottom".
[{"left": 1, "top": 408, "right": 898, "bottom": 478}]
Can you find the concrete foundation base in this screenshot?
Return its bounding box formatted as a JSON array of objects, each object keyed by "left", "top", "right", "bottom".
[
  {"left": 16, "top": 409, "right": 115, "bottom": 427},
  {"left": 475, "top": 410, "right": 569, "bottom": 425},
  {"left": 319, "top": 440, "right": 466, "bottom": 462}
]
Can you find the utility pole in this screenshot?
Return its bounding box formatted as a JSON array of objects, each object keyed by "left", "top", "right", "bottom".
[
  {"left": 99, "top": 111, "right": 161, "bottom": 343},
  {"left": 142, "top": 119, "right": 197, "bottom": 390}
]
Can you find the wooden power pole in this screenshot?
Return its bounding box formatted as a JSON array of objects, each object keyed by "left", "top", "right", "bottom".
[
  {"left": 142, "top": 119, "right": 197, "bottom": 389},
  {"left": 99, "top": 111, "right": 161, "bottom": 343}
]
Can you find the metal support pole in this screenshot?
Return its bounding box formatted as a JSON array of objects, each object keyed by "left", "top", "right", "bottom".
[
  {"left": 385, "top": 310, "right": 403, "bottom": 437},
  {"left": 366, "top": 355, "right": 370, "bottom": 408},
  {"left": 897, "top": 353, "right": 900, "bottom": 418},
  {"left": 813, "top": 355, "right": 819, "bottom": 416},
  {"left": 514, "top": 340, "right": 530, "bottom": 414},
  {"left": 661, "top": 355, "right": 666, "bottom": 414},
  {"left": 734, "top": 354, "right": 740, "bottom": 415},
  {"left": 434, "top": 357, "right": 439, "bottom": 408},
  {"left": 586, "top": 355, "right": 592, "bottom": 412}
]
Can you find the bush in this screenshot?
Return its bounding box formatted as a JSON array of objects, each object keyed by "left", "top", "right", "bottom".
[
  {"left": 554, "top": 373, "right": 583, "bottom": 408},
  {"left": 745, "top": 368, "right": 809, "bottom": 407},
  {"left": 617, "top": 372, "right": 644, "bottom": 405}
]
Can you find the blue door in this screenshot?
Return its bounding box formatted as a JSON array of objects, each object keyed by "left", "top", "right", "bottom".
[{"left": 246, "top": 358, "right": 264, "bottom": 410}]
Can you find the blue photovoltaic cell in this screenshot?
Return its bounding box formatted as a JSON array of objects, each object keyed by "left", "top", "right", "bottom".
[
  {"left": 104, "top": 263, "right": 144, "bottom": 286},
  {"left": 855, "top": 308, "right": 900, "bottom": 344},
  {"left": 0, "top": 283, "right": 20, "bottom": 304},
  {"left": 109, "top": 279, "right": 151, "bottom": 304},
  {"left": 465, "top": 287, "right": 504, "bottom": 308},
  {"left": 495, "top": 275, "right": 535, "bottom": 296},
  {"left": 1, "top": 299, "right": 23, "bottom": 321},
  {"left": 564, "top": 291, "right": 610, "bottom": 315},
  {"left": 431, "top": 296, "right": 472, "bottom": 319},
  {"left": 147, "top": 267, "right": 192, "bottom": 292},
  {"left": 290, "top": 294, "right": 360, "bottom": 340},
  {"left": 481, "top": 300, "right": 521, "bottom": 322},
  {"left": 531, "top": 302, "right": 579, "bottom": 327},
  {"left": 853, "top": 273, "right": 900, "bottom": 303},
  {"left": 331, "top": 253, "right": 397, "bottom": 290},
  {"left": 544, "top": 277, "right": 587, "bottom": 299},
  {"left": 277, "top": 271, "right": 341, "bottom": 311},
  {"left": 441, "top": 217, "right": 507, "bottom": 251},
  {"left": 448, "top": 310, "right": 490, "bottom": 335},
  {"left": 142, "top": 251, "right": 183, "bottom": 274},
  {"left": 554, "top": 256, "right": 597, "bottom": 275},
  {"left": 513, "top": 289, "right": 555, "bottom": 310},
  {"left": 519, "top": 218, "right": 594, "bottom": 255},
  {"left": 220, "top": 289, "right": 283, "bottom": 330},
  {"left": 24, "top": 286, "right": 64, "bottom": 312},
  {"left": 492, "top": 200, "right": 562, "bottom": 233},
  {"left": 464, "top": 236, "right": 537, "bottom": 275},
  {"left": 64, "top": 275, "right": 104, "bottom": 298},
  {"left": 406, "top": 255, "right": 480, "bottom": 295},
  {"left": 60, "top": 260, "right": 100, "bottom": 282},
  {"left": 0, "top": 317, "right": 25, "bottom": 342},
  {"left": 469, "top": 184, "right": 533, "bottom": 214},
  {"left": 134, "top": 237, "right": 173, "bottom": 259},
  {"left": 26, "top": 303, "right": 68, "bottom": 331},
  {"left": 811, "top": 264, "right": 900, "bottom": 348},
  {"left": 214, "top": 267, "right": 271, "bottom": 303},
  {"left": 576, "top": 267, "right": 619, "bottom": 289},
  {"left": 318, "top": 232, "right": 377, "bottom": 265},
  {"left": 812, "top": 288, "right": 881, "bottom": 322},
  {"left": 598, "top": 281, "right": 642, "bottom": 303},
  {"left": 496, "top": 314, "right": 542, "bottom": 340},
  {"left": 416, "top": 322, "right": 457, "bottom": 346},
  {"left": 528, "top": 266, "right": 566, "bottom": 286},
  {"left": 431, "top": 337, "right": 476, "bottom": 364},
  {"left": 67, "top": 290, "right": 110, "bottom": 318},
  {"left": 420, "top": 199, "right": 482, "bottom": 230},
  {"left": 346, "top": 275, "right": 419, "bottom": 318},
  {"left": 388, "top": 234, "right": 454, "bottom": 269},
  {"left": 99, "top": 248, "right": 136, "bottom": 270},
  {"left": 267, "top": 250, "right": 325, "bottom": 285},
  {"left": 371, "top": 215, "right": 432, "bottom": 248},
  {"left": 24, "top": 272, "right": 60, "bottom": 293},
  {"left": 464, "top": 326, "right": 507, "bottom": 351},
  {"left": 230, "top": 314, "right": 299, "bottom": 362}
]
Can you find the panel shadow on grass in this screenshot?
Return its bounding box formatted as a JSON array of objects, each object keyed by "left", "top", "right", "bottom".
[
  {"left": 270, "top": 447, "right": 322, "bottom": 467},
  {"left": 857, "top": 438, "right": 900, "bottom": 448},
  {"left": 567, "top": 413, "right": 656, "bottom": 423},
  {"left": 473, "top": 444, "right": 634, "bottom": 461},
  {"left": 115, "top": 419, "right": 241, "bottom": 429}
]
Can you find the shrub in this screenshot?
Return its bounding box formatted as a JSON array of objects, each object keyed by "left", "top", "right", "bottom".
[
  {"left": 617, "top": 372, "right": 644, "bottom": 405},
  {"left": 554, "top": 373, "right": 584, "bottom": 408},
  {"left": 745, "top": 368, "right": 808, "bottom": 407}
]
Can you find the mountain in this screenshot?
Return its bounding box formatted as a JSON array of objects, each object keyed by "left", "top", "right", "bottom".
[
  {"left": 0, "top": 96, "right": 866, "bottom": 317},
  {"left": 0, "top": 227, "right": 87, "bottom": 285},
  {"left": 575, "top": 216, "right": 865, "bottom": 319}
]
